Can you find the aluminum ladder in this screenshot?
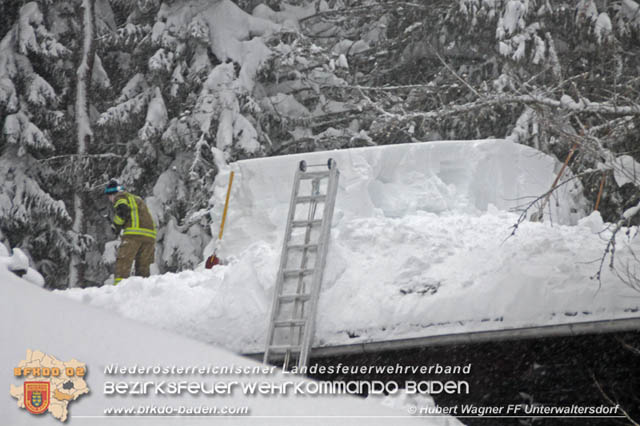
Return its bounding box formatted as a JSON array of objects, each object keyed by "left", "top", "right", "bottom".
[{"left": 263, "top": 158, "right": 339, "bottom": 371}]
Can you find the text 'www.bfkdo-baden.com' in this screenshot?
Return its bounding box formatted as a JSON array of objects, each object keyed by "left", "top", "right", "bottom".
[{"left": 103, "top": 405, "right": 250, "bottom": 416}]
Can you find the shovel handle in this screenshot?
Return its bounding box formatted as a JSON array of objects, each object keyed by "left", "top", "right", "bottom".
[{"left": 218, "top": 171, "right": 234, "bottom": 241}]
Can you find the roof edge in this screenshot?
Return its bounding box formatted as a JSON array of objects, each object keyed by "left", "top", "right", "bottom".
[{"left": 244, "top": 317, "right": 640, "bottom": 360}]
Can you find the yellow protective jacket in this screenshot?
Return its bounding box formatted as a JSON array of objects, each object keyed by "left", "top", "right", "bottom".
[{"left": 112, "top": 192, "right": 157, "bottom": 240}]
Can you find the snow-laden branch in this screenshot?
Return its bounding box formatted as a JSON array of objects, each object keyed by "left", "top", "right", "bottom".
[
  {"left": 40, "top": 153, "right": 123, "bottom": 162},
  {"left": 359, "top": 90, "right": 640, "bottom": 126},
  {"left": 298, "top": 2, "right": 426, "bottom": 24},
  {"left": 405, "top": 94, "right": 640, "bottom": 120}
]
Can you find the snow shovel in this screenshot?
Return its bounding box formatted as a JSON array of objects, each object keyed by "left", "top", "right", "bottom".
[{"left": 205, "top": 171, "right": 234, "bottom": 268}]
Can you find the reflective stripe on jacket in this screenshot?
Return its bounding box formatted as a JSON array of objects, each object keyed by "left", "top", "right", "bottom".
[{"left": 113, "top": 192, "right": 157, "bottom": 240}]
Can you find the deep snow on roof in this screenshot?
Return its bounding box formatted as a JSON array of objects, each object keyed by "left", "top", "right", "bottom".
[{"left": 62, "top": 141, "right": 640, "bottom": 353}]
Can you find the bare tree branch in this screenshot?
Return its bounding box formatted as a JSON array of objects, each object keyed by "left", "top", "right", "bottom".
[
  {"left": 616, "top": 336, "right": 640, "bottom": 356},
  {"left": 507, "top": 170, "right": 598, "bottom": 238},
  {"left": 591, "top": 372, "right": 639, "bottom": 426},
  {"left": 594, "top": 201, "right": 640, "bottom": 289},
  {"left": 426, "top": 41, "right": 480, "bottom": 98}
]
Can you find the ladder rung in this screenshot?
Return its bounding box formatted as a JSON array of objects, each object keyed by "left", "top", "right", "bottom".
[
  {"left": 274, "top": 319, "right": 307, "bottom": 327},
  {"left": 287, "top": 243, "right": 318, "bottom": 251},
  {"left": 296, "top": 195, "right": 326, "bottom": 203},
  {"left": 300, "top": 171, "right": 330, "bottom": 180},
  {"left": 292, "top": 219, "right": 323, "bottom": 227},
  {"left": 279, "top": 293, "right": 311, "bottom": 302},
  {"left": 283, "top": 269, "right": 314, "bottom": 277},
  {"left": 268, "top": 345, "right": 301, "bottom": 354}
]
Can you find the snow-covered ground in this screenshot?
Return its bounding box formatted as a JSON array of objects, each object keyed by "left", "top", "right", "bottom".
[
  {"left": 1, "top": 264, "right": 461, "bottom": 425},
  {"left": 59, "top": 140, "right": 640, "bottom": 353}
]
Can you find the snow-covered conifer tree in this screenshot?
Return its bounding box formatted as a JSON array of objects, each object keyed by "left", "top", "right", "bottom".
[
  {"left": 0, "top": 2, "right": 72, "bottom": 284},
  {"left": 96, "top": 0, "right": 285, "bottom": 272}
]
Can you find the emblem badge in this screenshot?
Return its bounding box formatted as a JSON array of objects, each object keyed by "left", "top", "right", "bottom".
[{"left": 24, "top": 382, "right": 50, "bottom": 414}]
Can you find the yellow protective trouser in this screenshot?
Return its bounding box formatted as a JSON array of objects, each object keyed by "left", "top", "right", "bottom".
[{"left": 114, "top": 235, "right": 155, "bottom": 285}]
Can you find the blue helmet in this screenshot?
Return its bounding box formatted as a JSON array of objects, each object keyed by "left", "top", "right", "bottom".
[{"left": 104, "top": 179, "right": 124, "bottom": 194}]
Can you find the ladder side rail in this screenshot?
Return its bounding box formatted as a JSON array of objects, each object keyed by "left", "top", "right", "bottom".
[
  {"left": 298, "top": 181, "right": 322, "bottom": 297},
  {"left": 287, "top": 178, "right": 319, "bottom": 365},
  {"left": 264, "top": 169, "right": 303, "bottom": 365},
  {"left": 298, "top": 168, "right": 340, "bottom": 367},
  {"left": 294, "top": 178, "right": 320, "bottom": 297}
]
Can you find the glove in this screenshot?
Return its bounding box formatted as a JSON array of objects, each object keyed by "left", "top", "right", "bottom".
[{"left": 110, "top": 223, "right": 119, "bottom": 235}]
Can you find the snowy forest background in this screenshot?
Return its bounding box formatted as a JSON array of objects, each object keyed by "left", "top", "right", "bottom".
[{"left": 1, "top": 0, "right": 639, "bottom": 289}]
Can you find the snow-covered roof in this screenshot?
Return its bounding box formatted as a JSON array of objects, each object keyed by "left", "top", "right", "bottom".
[
  {"left": 61, "top": 140, "right": 640, "bottom": 354},
  {"left": 2, "top": 263, "right": 446, "bottom": 425}
]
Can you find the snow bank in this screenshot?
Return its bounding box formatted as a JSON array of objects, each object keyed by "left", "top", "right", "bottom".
[
  {"left": 2, "top": 265, "right": 451, "bottom": 425},
  {"left": 0, "top": 243, "right": 44, "bottom": 287},
  {"left": 61, "top": 140, "right": 640, "bottom": 354}
]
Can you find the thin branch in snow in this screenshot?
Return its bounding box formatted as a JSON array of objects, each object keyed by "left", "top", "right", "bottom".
[
  {"left": 591, "top": 371, "right": 639, "bottom": 426},
  {"left": 507, "top": 170, "right": 598, "bottom": 239},
  {"left": 594, "top": 200, "right": 640, "bottom": 291},
  {"left": 348, "top": 84, "right": 439, "bottom": 92},
  {"left": 611, "top": 244, "right": 640, "bottom": 293}
]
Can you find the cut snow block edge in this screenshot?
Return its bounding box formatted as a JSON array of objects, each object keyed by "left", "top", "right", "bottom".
[{"left": 209, "top": 139, "right": 587, "bottom": 257}]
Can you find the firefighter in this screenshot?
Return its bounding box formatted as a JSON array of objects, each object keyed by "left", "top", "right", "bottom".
[{"left": 104, "top": 179, "right": 156, "bottom": 285}]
